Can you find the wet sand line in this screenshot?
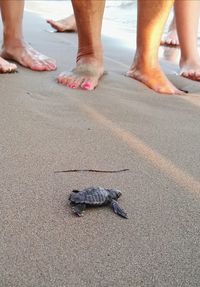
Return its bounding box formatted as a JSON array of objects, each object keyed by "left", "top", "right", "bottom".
[{"left": 77, "top": 103, "right": 200, "bottom": 194}]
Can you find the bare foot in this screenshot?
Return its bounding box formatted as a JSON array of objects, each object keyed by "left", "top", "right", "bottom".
[
  {"left": 127, "top": 61, "right": 183, "bottom": 95},
  {"left": 1, "top": 40, "right": 56, "bottom": 71},
  {"left": 47, "top": 15, "right": 77, "bottom": 32},
  {"left": 180, "top": 58, "right": 200, "bottom": 81},
  {"left": 57, "top": 57, "right": 104, "bottom": 90},
  {"left": 0, "top": 56, "right": 17, "bottom": 73},
  {"left": 161, "top": 29, "right": 179, "bottom": 47}
]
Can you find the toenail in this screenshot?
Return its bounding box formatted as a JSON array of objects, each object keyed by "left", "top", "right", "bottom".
[
  {"left": 68, "top": 84, "right": 75, "bottom": 88},
  {"left": 82, "top": 82, "right": 92, "bottom": 90}
]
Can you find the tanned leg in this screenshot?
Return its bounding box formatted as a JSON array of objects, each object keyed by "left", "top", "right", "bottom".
[
  {"left": 175, "top": 0, "right": 200, "bottom": 81},
  {"left": 47, "top": 14, "right": 77, "bottom": 32},
  {"left": 161, "top": 13, "right": 179, "bottom": 47},
  {"left": 127, "top": 0, "right": 183, "bottom": 95},
  {"left": 57, "top": 0, "right": 105, "bottom": 90},
  {"left": 0, "top": 0, "right": 56, "bottom": 71}
]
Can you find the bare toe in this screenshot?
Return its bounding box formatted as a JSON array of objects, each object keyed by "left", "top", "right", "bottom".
[
  {"left": 0, "top": 57, "right": 17, "bottom": 73},
  {"left": 81, "top": 78, "right": 98, "bottom": 90},
  {"left": 180, "top": 60, "right": 200, "bottom": 81},
  {"left": 57, "top": 62, "right": 104, "bottom": 91},
  {"left": 46, "top": 15, "right": 77, "bottom": 32},
  {"left": 181, "top": 70, "right": 200, "bottom": 81},
  {"left": 161, "top": 30, "right": 179, "bottom": 47},
  {"left": 69, "top": 77, "right": 85, "bottom": 89},
  {"left": 47, "top": 19, "right": 66, "bottom": 32}
]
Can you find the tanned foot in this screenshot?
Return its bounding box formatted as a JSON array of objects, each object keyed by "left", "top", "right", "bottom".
[
  {"left": 46, "top": 15, "right": 77, "bottom": 32},
  {"left": 127, "top": 61, "right": 184, "bottom": 95},
  {"left": 160, "top": 29, "right": 179, "bottom": 47},
  {"left": 57, "top": 57, "right": 104, "bottom": 90},
  {"left": 180, "top": 58, "right": 200, "bottom": 81},
  {"left": 1, "top": 40, "right": 57, "bottom": 71},
  {"left": 0, "top": 56, "right": 17, "bottom": 73}
]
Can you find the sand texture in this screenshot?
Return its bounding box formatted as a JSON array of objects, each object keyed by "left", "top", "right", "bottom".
[{"left": 1, "top": 12, "right": 200, "bottom": 287}]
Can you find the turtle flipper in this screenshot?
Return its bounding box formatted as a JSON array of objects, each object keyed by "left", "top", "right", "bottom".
[
  {"left": 111, "top": 200, "right": 128, "bottom": 219},
  {"left": 72, "top": 203, "right": 86, "bottom": 217}
]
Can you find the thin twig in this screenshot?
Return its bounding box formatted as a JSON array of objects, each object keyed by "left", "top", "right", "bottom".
[{"left": 54, "top": 168, "right": 129, "bottom": 174}]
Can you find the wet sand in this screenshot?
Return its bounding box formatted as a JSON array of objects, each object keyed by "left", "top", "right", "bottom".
[{"left": 1, "top": 11, "right": 200, "bottom": 287}]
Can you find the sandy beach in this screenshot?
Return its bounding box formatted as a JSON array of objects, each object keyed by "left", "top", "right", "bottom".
[{"left": 1, "top": 8, "right": 200, "bottom": 287}]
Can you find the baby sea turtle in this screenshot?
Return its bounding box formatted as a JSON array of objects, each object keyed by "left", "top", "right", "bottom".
[{"left": 69, "top": 186, "right": 128, "bottom": 218}]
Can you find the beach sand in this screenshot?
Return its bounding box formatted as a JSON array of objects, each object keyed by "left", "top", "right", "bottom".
[{"left": 1, "top": 10, "right": 200, "bottom": 287}]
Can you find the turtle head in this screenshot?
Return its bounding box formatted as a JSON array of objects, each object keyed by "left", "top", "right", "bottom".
[{"left": 107, "top": 189, "right": 122, "bottom": 199}]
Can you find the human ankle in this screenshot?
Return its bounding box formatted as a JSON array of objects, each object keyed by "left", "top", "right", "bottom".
[
  {"left": 76, "top": 54, "right": 103, "bottom": 66},
  {"left": 180, "top": 54, "right": 200, "bottom": 66},
  {"left": 77, "top": 45, "right": 103, "bottom": 62},
  {"left": 3, "top": 33, "right": 24, "bottom": 50},
  {"left": 131, "top": 55, "right": 159, "bottom": 71},
  {"left": 134, "top": 49, "right": 159, "bottom": 65}
]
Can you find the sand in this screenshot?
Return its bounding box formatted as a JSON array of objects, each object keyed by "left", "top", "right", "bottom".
[{"left": 1, "top": 10, "right": 200, "bottom": 287}]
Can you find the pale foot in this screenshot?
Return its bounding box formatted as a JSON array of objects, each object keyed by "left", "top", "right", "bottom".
[
  {"left": 161, "top": 29, "right": 179, "bottom": 47},
  {"left": 0, "top": 56, "right": 17, "bottom": 73},
  {"left": 1, "top": 40, "right": 56, "bottom": 71},
  {"left": 47, "top": 15, "right": 77, "bottom": 32},
  {"left": 127, "top": 62, "right": 184, "bottom": 95},
  {"left": 57, "top": 58, "right": 104, "bottom": 90},
  {"left": 180, "top": 58, "right": 200, "bottom": 81}
]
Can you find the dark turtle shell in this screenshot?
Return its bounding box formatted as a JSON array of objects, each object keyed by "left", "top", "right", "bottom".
[{"left": 69, "top": 187, "right": 111, "bottom": 205}]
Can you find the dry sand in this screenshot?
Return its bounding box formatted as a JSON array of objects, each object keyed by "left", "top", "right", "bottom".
[{"left": 1, "top": 11, "right": 200, "bottom": 287}]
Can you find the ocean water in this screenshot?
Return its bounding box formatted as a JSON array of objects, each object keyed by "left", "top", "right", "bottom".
[
  {"left": 26, "top": 0, "right": 138, "bottom": 47},
  {"left": 103, "top": 0, "right": 137, "bottom": 47},
  {"left": 25, "top": 0, "right": 174, "bottom": 49}
]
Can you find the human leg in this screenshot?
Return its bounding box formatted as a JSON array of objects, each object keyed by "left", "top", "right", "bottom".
[
  {"left": 47, "top": 14, "right": 77, "bottom": 32},
  {"left": 57, "top": 0, "right": 105, "bottom": 90},
  {"left": 127, "top": 0, "right": 183, "bottom": 95},
  {"left": 175, "top": 0, "right": 200, "bottom": 81},
  {"left": 0, "top": 0, "right": 56, "bottom": 71}
]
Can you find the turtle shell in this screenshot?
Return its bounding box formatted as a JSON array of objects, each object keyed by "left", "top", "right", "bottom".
[{"left": 69, "top": 187, "right": 110, "bottom": 205}]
